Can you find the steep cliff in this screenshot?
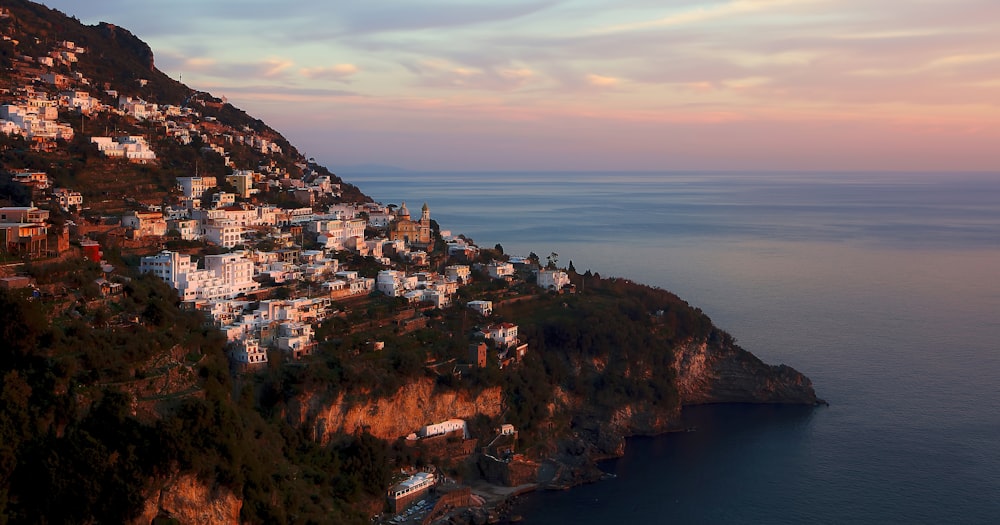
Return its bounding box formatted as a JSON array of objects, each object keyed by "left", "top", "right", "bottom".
[{"left": 288, "top": 378, "right": 504, "bottom": 443}]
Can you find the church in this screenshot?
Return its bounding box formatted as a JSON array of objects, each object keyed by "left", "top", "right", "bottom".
[{"left": 388, "top": 202, "right": 433, "bottom": 250}]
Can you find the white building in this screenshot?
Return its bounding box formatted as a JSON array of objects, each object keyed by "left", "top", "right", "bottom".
[
  {"left": 418, "top": 419, "right": 468, "bottom": 439},
  {"left": 210, "top": 192, "right": 236, "bottom": 208},
  {"left": 313, "top": 217, "right": 366, "bottom": 251},
  {"left": 486, "top": 261, "right": 515, "bottom": 280},
  {"left": 122, "top": 211, "right": 167, "bottom": 238},
  {"left": 140, "top": 250, "right": 259, "bottom": 301},
  {"left": 60, "top": 90, "right": 100, "bottom": 114},
  {"left": 277, "top": 321, "right": 315, "bottom": 359},
  {"left": 445, "top": 265, "right": 471, "bottom": 284},
  {"left": 90, "top": 136, "right": 157, "bottom": 162},
  {"left": 537, "top": 269, "right": 571, "bottom": 291},
  {"left": 52, "top": 188, "right": 83, "bottom": 210},
  {"left": 468, "top": 300, "right": 493, "bottom": 317},
  {"left": 176, "top": 176, "right": 218, "bottom": 199},
  {"left": 479, "top": 323, "right": 519, "bottom": 348},
  {"left": 204, "top": 221, "right": 244, "bottom": 248},
  {"left": 230, "top": 338, "right": 267, "bottom": 367},
  {"left": 167, "top": 218, "right": 200, "bottom": 241},
  {"left": 204, "top": 253, "right": 258, "bottom": 296},
  {"left": 376, "top": 270, "right": 421, "bottom": 297}
]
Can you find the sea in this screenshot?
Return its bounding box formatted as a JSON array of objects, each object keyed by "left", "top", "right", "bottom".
[{"left": 346, "top": 171, "right": 1000, "bottom": 524}]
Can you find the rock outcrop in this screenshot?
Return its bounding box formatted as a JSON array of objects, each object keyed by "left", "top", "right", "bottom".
[
  {"left": 673, "top": 340, "right": 821, "bottom": 405},
  {"left": 131, "top": 473, "right": 241, "bottom": 525}
]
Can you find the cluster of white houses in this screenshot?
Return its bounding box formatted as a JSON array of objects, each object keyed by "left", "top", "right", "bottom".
[
  {"left": 0, "top": 25, "right": 575, "bottom": 376},
  {"left": 1, "top": 31, "right": 287, "bottom": 171}
]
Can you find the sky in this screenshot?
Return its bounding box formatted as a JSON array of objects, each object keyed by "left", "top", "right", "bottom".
[{"left": 41, "top": 0, "right": 1000, "bottom": 172}]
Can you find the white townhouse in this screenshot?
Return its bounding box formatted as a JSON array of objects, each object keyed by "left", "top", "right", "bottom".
[
  {"left": 419, "top": 289, "right": 449, "bottom": 309},
  {"left": 327, "top": 271, "right": 374, "bottom": 297}
]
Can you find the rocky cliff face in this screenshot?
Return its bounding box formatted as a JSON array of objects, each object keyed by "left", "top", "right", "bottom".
[
  {"left": 287, "top": 378, "right": 504, "bottom": 442},
  {"left": 131, "top": 473, "right": 241, "bottom": 525},
  {"left": 673, "top": 340, "right": 820, "bottom": 405}
]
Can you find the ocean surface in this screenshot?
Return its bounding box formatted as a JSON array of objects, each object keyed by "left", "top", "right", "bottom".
[{"left": 347, "top": 171, "right": 1000, "bottom": 524}]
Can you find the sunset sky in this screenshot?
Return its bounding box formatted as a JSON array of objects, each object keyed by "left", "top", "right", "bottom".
[{"left": 43, "top": 0, "right": 1000, "bottom": 171}]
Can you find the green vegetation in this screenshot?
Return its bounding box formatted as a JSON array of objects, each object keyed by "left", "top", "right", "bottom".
[{"left": 0, "top": 281, "right": 396, "bottom": 524}]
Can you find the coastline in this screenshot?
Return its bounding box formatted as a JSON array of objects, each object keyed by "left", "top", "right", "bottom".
[{"left": 464, "top": 401, "right": 828, "bottom": 524}]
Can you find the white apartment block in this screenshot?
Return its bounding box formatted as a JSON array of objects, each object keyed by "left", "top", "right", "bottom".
[
  {"left": 204, "top": 253, "right": 258, "bottom": 296},
  {"left": 140, "top": 250, "right": 259, "bottom": 302},
  {"left": 204, "top": 221, "right": 244, "bottom": 248},
  {"left": 59, "top": 90, "right": 100, "bottom": 114},
  {"left": 315, "top": 217, "right": 366, "bottom": 250},
  {"left": 327, "top": 271, "right": 375, "bottom": 297}
]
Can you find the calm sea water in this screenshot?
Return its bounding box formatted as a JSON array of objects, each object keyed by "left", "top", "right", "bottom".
[{"left": 347, "top": 171, "right": 1000, "bottom": 524}]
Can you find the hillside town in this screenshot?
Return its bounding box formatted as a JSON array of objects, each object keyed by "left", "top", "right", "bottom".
[
  {"left": 0, "top": 25, "right": 571, "bottom": 361},
  {"left": 0, "top": 15, "right": 575, "bottom": 523}
]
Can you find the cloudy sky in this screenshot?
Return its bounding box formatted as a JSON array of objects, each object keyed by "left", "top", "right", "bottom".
[{"left": 43, "top": 0, "right": 1000, "bottom": 171}]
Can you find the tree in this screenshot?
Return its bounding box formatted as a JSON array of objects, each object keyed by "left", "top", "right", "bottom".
[
  {"left": 568, "top": 260, "right": 576, "bottom": 273},
  {"left": 494, "top": 243, "right": 504, "bottom": 255},
  {"left": 546, "top": 252, "right": 558, "bottom": 269}
]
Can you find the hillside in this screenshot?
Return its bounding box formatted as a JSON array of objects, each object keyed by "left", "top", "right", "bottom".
[
  {"left": 0, "top": 0, "right": 368, "bottom": 213},
  {"left": 0, "top": 2, "right": 821, "bottom": 524}
]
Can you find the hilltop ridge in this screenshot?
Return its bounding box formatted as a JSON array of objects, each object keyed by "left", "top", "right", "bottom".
[{"left": 0, "top": 0, "right": 368, "bottom": 214}]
